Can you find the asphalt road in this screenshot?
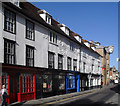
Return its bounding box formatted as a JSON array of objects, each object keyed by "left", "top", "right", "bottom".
[{"left": 45, "top": 84, "right": 120, "bottom": 105}]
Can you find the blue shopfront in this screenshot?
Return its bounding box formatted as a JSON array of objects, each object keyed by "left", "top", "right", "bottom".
[{"left": 66, "top": 71, "right": 80, "bottom": 93}]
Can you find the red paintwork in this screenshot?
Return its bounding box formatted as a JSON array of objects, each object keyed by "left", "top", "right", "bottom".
[
  {"left": 102, "top": 68, "right": 105, "bottom": 70},
  {"left": 20, "top": 92, "right": 34, "bottom": 101},
  {"left": 7, "top": 75, "right": 10, "bottom": 104},
  {"left": 18, "top": 75, "right": 21, "bottom": 102},
  {"left": 33, "top": 75, "right": 36, "bottom": 100}
]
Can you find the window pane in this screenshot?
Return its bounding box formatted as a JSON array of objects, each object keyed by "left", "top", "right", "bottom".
[
  {"left": 4, "top": 39, "right": 15, "bottom": 64},
  {"left": 26, "top": 46, "right": 34, "bottom": 67},
  {"left": 4, "top": 9, "right": 15, "bottom": 33},
  {"left": 48, "top": 52, "right": 54, "bottom": 69},
  {"left": 26, "top": 20, "right": 34, "bottom": 40},
  {"left": 43, "top": 74, "right": 52, "bottom": 92}
]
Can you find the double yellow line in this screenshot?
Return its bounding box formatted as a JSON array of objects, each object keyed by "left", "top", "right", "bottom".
[{"left": 44, "top": 91, "right": 94, "bottom": 105}]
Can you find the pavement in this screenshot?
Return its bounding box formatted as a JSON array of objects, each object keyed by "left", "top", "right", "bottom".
[{"left": 9, "top": 84, "right": 116, "bottom": 106}]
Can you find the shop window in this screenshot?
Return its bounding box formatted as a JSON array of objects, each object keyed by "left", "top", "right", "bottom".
[
  {"left": 73, "top": 59, "right": 77, "bottom": 71},
  {"left": 26, "top": 45, "right": 34, "bottom": 67},
  {"left": 58, "top": 54, "right": 63, "bottom": 70},
  {"left": 48, "top": 52, "right": 54, "bottom": 69},
  {"left": 67, "top": 57, "right": 71, "bottom": 70},
  {"left": 2, "top": 73, "right": 8, "bottom": 90},
  {"left": 21, "top": 74, "right": 34, "bottom": 93},
  {"left": 4, "top": 9, "right": 16, "bottom": 34},
  {"left": 82, "top": 77, "right": 88, "bottom": 87},
  {"left": 43, "top": 74, "right": 52, "bottom": 92},
  {"left": 55, "top": 75, "right": 65, "bottom": 90},
  {"left": 4, "top": 39, "right": 15, "bottom": 65},
  {"left": 67, "top": 75, "right": 75, "bottom": 89}
]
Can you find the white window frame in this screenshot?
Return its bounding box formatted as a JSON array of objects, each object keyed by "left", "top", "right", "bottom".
[
  {"left": 4, "top": 9, "right": 16, "bottom": 34},
  {"left": 26, "top": 20, "right": 35, "bottom": 41}
]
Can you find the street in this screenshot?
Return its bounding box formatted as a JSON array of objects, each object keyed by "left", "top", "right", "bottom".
[{"left": 43, "top": 84, "right": 120, "bottom": 105}]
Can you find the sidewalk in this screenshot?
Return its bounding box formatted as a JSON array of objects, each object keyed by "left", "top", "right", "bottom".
[{"left": 9, "top": 85, "right": 114, "bottom": 106}]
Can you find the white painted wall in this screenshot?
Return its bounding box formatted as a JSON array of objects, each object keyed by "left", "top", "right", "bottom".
[
  {"left": 0, "top": 2, "right": 4, "bottom": 63},
  {"left": 2, "top": 4, "right": 49, "bottom": 68},
  {"left": 48, "top": 33, "right": 80, "bottom": 70},
  {"left": 1, "top": 3, "right": 102, "bottom": 82}
]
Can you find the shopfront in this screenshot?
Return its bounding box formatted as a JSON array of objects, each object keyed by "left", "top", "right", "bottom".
[
  {"left": 80, "top": 73, "right": 89, "bottom": 91},
  {"left": 66, "top": 71, "right": 80, "bottom": 93},
  {"left": 1, "top": 64, "right": 67, "bottom": 103}
]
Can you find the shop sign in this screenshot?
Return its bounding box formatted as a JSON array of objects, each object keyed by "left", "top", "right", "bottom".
[{"left": 43, "top": 83, "right": 47, "bottom": 88}]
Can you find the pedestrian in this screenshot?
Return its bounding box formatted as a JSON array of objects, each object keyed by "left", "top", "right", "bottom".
[
  {"left": 0, "top": 85, "right": 8, "bottom": 106},
  {"left": 100, "top": 81, "right": 103, "bottom": 89}
]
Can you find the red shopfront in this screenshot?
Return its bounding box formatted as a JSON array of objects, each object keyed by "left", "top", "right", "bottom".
[
  {"left": 1, "top": 64, "right": 67, "bottom": 104},
  {"left": 1, "top": 64, "right": 38, "bottom": 104}
]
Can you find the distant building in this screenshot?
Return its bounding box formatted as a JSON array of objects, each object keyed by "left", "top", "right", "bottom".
[
  {"left": 109, "top": 66, "right": 119, "bottom": 82},
  {"left": 88, "top": 41, "right": 114, "bottom": 86}
]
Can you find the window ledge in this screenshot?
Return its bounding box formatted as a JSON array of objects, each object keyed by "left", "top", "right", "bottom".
[
  {"left": 4, "top": 29, "right": 16, "bottom": 35},
  {"left": 49, "top": 42, "right": 58, "bottom": 46}
]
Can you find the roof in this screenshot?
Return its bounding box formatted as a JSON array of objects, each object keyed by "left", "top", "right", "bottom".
[{"left": 3, "top": 2, "right": 102, "bottom": 57}]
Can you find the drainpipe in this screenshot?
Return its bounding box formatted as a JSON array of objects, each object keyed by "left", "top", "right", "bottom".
[{"left": 79, "top": 45, "right": 82, "bottom": 71}]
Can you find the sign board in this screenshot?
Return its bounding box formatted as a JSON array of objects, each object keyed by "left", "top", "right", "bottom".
[{"left": 43, "top": 83, "right": 47, "bottom": 88}]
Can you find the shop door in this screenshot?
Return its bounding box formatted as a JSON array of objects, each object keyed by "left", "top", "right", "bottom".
[
  {"left": 9, "top": 73, "right": 19, "bottom": 103},
  {"left": 36, "top": 75, "right": 42, "bottom": 99},
  {"left": 76, "top": 75, "right": 79, "bottom": 92}
]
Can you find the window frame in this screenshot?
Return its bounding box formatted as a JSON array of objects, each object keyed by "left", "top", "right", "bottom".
[
  {"left": 26, "top": 19, "right": 35, "bottom": 41},
  {"left": 4, "top": 8, "right": 16, "bottom": 34},
  {"left": 58, "top": 54, "right": 63, "bottom": 70},
  {"left": 21, "top": 74, "right": 34, "bottom": 93},
  {"left": 83, "top": 62, "right": 86, "bottom": 72},
  {"left": 67, "top": 57, "right": 72, "bottom": 70},
  {"left": 73, "top": 59, "right": 77, "bottom": 71},
  {"left": 70, "top": 42, "right": 75, "bottom": 51},
  {"left": 26, "top": 45, "right": 34, "bottom": 67},
  {"left": 92, "top": 64, "right": 94, "bottom": 72},
  {"left": 49, "top": 32, "right": 57, "bottom": 45},
  {"left": 48, "top": 52, "right": 54, "bottom": 69},
  {"left": 4, "top": 39, "right": 16, "bottom": 65}
]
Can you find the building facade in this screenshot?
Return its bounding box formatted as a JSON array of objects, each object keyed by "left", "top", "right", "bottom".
[{"left": 0, "top": 1, "right": 102, "bottom": 104}]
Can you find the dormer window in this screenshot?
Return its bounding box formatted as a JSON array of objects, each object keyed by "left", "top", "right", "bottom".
[
  {"left": 58, "top": 24, "right": 69, "bottom": 36},
  {"left": 84, "top": 42, "right": 90, "bottom": 48},
  {"left": 38, "top": 10, "right": 51, "bottom": 25},
  {"left": 65, "top": 28, "right": 69, "bottom": 35},
  {"left": 73, "top": 33, "right": 82, "bottom": 43},
  {"left": 45, "top": 14, "right": 51, "bottom": 24}
]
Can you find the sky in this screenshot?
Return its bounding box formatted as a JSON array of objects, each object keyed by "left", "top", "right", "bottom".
[{"left": 31, "top": 2, "right": 118, "bottom": 70}]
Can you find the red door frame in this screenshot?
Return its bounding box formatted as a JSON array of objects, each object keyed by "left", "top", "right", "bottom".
[
  {"left": 18, "top": 75, "right": 21, "bottom": 102},
  {"left": 7, "top": 75, "right": 10, "bottom": 104},
  {"left": 33, "top": 74, "right": 36, "bottom": 99}
]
